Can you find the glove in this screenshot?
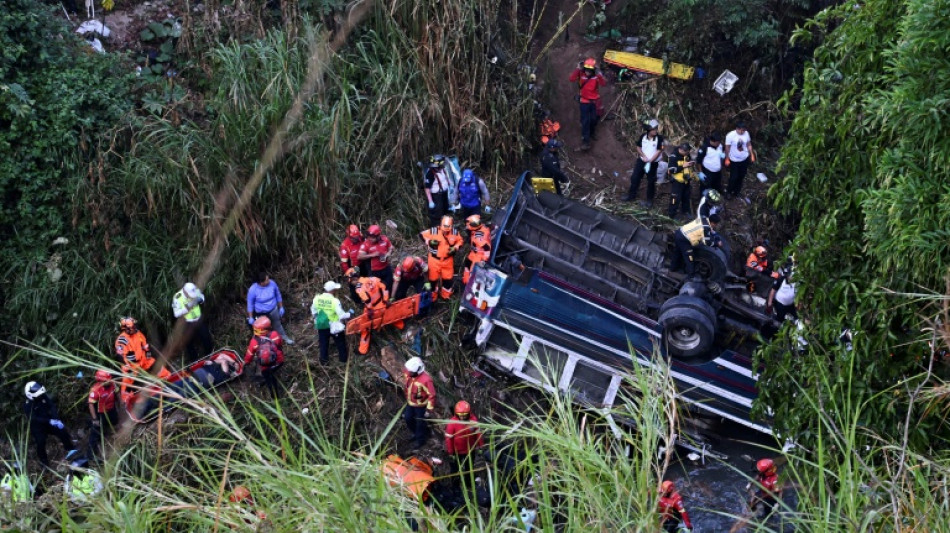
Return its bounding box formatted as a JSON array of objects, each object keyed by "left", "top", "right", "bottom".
[
  {"left": 50, "top": 419, "right": 64, "bottom": 429},
  {"left": 428, "top": 201, "right": 435, "bottom": 209},
  {"left": 448, "top": 247, "right": 457, "bottom": 256},
  {"left": 484, "top": 206, "right": 492, "bottom": 214},
  {"left": 388, "top": 296, "right": 395, "bottom": 303},
  {"left": 279, "top": 307, "right": 285, "bottom": 317},
  {"left": 644, "top": 162, "right": 651, "bottom": 173},
  {"left": 247, "top": 317, "right": 255, "bottom": 326},
  {"left": 720, "top": 151, "right": 726, "bottom": 159},
  {"left": 698, "top": 172, "right": 706, "bottom": 182},
  {"left": 423, "top": 283, "right": 431, "bottom": 291},
  {"left": 724, "top": 157, "right": 731, "bottom": 167},
  {"left": 428, "top": 239, "right": 440, "bottom": 247},
  {"left": 348, "top": 309, "right": 356, "bottom": 316}
]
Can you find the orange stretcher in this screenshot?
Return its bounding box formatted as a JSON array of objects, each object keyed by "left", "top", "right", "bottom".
[
  {"left": 602, "top": 50, "right": 695, "bottom": 80},
  {"left": 346, "top": 293, "right": 424, "bottom": 335}
]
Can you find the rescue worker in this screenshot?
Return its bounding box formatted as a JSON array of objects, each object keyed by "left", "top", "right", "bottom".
[
  {"left": 696, "top": 188, "right": 723, "bottom": 220},
  {"left": 339, "top": 224, "right": 368, "bottom": 303},
  {"left": 667, "top": 143, "right": 696, "bottom": 219},
  {"left": 357, "top": 224, "right": 395, "bottom": 293},
  {"left": 391, "top": 256, "right": 430, "bottom": 301},
  {"left": 696, "top": 133, "right": 725, "bottom": 194},
  {"left": 119, "top": 364, "right": 136, "bottom": 406},
  {"left": 382, "top": 454, "right": 436, "bottom": 503},
  {"left": 403, "top": 357, "right": 435, "bottom": 449},
  {"left": 115, "top": 317, "right": 171, "bottom": 379},
  {"left": 539, "top": 139, "right": 570, "bottom": 196},
  {"left": 725, "top": 121, "right": 754, "bottom": 198},
  {"left": 0, "top": 462, "right": 33, "bottom": 504},
  {"left": 767, "top": 262, "right": 798, "bottom": 321},
  {"left": 457, "top": 169, "right": 491, "bottom": 219},
  {"left": 424, "top": 154, "right": 454, "bottom": 228},
  {"left": 568, "top": 58, "right": 606, "bottom": 150},
  {"left": 671, "top": 214, "right": 721, "bottom": 278},
  {"left": 658, "top": 480, "right": 693, "bottom": 532},
  {"left": 624, "top": 119, "right": 666, "bottom": 206},
  {"left": 444, "top": 400, "right": 484, "bottom": 476},
  {"left": 243, "top": 316, "right": 285, "bottom": 398},
  {"left": 745, "top": 245, "right": 780, "bottom": 294},
  {"left": 462, "top": 215, "right": 492, "bottom": 285},
  {"left": 64, "top": 458, "right": 103, "bottom": 503},
  {"left": 23, "top": 382, "right": 79, "bottom": 467},
  {"left": 750, "top": 458, "right": 781, "bottom": 517},
  {"left": 86, "top": 370, "right": 119, "bottom": 462},
  {"left": 171, "top": 281, "right": 213, "bottom": 360},
  {"left": 246, "top": 271, "right": 293, "bottom": 345},
  {"left": 311, "top": 281, "right": 352, "bottom": 364},
  {"left": 348, "top": 269, "right": 403, "bottom": 355},
  {"left": 419, "top": 216, "right": 464, "bottom": 301}
]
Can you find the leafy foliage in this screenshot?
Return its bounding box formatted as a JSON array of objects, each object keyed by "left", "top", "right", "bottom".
[{"left": 762, "top": 0, "right": 950, "bottom": 451}]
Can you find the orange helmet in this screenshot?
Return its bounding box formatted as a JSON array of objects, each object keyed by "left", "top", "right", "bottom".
[
  {"left": 94, "top": 369, "right": 112, "bottom": 382},
  {"left": 401, "top": 257, "right": 416, "bottom": 272},
  {"left": 119, "top": 317, "right": 137, "bottom": 332},
  {"left": 660, "top": 480, "right": 675, "bottom": 495},
  {"left": 754, "top": 246, "right": 767, "bottom": 258},
  {"left": 230, "top": 485, "right": 252, "bottom": 503},
  {"left": 454, "top": 400, "right": 471, "bottom": 417},
  {"left": 253, "top": 316, "right": 271, "bottom": 334},
  {"left": 347, "top": 224, "right": 361, "bottom": 238},
  {"left": 440, "top": 216, "right": 454, "bottom": 231},
  {"left": 466, "top": 215, "right": 482, "bottom": 228},
  {"left": 367, "top": 224, "right": 381, "bottom": 237},
  {"left": 756, "top": 458, "right": 775, "bottom": 474},
  {"left": 583, "top": 57, "right": 596, "bottom": 69}
]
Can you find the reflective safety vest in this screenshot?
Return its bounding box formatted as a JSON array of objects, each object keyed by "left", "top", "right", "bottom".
[
  {"left": 679, "top": 218, "right": 708, "bottom": 246},
  {"left": 1, "top": 473, "right": 33, "bottom": 503},
  {"left": 173, "top": 290, "right": 202, "bottom": 322},
  {"left": 382, "top": 455, "right": 434, "bottom": 501},
  {"left": 65, "top": 471, "right": 103, "bottom": 502},
  {"left": 312, "top": 292, "right": 341, "bottom": 329}
]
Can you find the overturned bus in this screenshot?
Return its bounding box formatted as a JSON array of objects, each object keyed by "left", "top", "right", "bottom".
[{"left": 460, "top": 172, "right": 781, "bottom": 443}]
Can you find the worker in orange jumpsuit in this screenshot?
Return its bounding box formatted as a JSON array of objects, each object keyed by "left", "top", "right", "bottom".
[
  {"left": 750, "top": 458, "right": 781, "bottom": 517},
  {"left": 419, "top": 215, "right": 464, "bottom": 300},
  {"left": 404, "top": 357, "right": 435, "bottom": 449},
  {"left": 444, "top": 400, "right": 484, "bottom": 478},
  {"left": 745, "top": 245, "right": 780, "bottom": 294},
  {"left": 348, "top": 269, "right": 403, "bottom": 355},
  {"left": 86, "top": 370, "right": 119, "bottom": 461},
  {"left": 119, "top": 364, "right": 136, "bottom": 406},
  {"left": 115, "top": 317, "right": 171, "bottom": 379},
  {"left": 658, "top": 480, "right": 693, "bottom": 532},
  {"left": 462, "top": 215, "right": 492, "bottom": 285},
  {"left": 339, "top": 224, "right": 368, "bottom": 303}
]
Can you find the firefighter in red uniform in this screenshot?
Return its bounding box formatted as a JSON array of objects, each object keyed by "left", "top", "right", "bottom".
[
  {"left": 348, "top": 269, "right": 403, "bottom": 355},
  {"left": 420, "top": 216, "right": 464, "bottom": 301},
  {"left": 114, "top": 317, "right": 171, "bottom": 379},
  {"left": 391, "top": 256, "right": 429, "bottom": 301},
  {"left": 444, "top": 400, "right": 484, "bottom": 476},
  {"left": 357, "top": 224, "right": 395, "bottom": 293},
  {"left": 750, "top": 458, "right": 781, "bottom": 517},
  {"left": 86, "top": 370, "right": 119, "bottom": 461},
  {"left": 657, "top": 480, "right": 693, "bottom": 532},
  {"left": 243, "top": 316, "right": 285, "bottom": 399},
  {"left": 462, "top": 215, "right": 492, "bottom": 285},
  {"left": 745, "top": 245, "right": 780, "bottom": 294},
  {"left": 340, "top": 224, "right": 368, "bottom": 303},
  {"left": 404, "top": 357, "right": 435, "bottom": 449}
]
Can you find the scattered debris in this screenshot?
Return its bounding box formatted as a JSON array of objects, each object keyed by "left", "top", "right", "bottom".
[
  {"left": 76, "top": 20, "right": 111, "bottom": 37},
  {"left": 713, "top": 70, "right": 739, "bottom": 96},
  {"left": 756, "top": 172, "right": 768, "bottom": 183}
]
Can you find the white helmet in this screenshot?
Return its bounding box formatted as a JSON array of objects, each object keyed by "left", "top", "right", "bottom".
[
  {"left": 24, "top": 381, "right": 46, "bottom": 400},
  {"left": 404, "top": 357, "right": 425, "bottom": 374},
  {"left": 324, "top": 281, "right": 342, "bottom": 292},
  {"left": 183, "top": 282, "right": 202, "bottom": 299}
]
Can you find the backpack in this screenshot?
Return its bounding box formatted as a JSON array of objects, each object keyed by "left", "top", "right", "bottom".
[
  {"left": 458, "top": 170, "right": 480, "bottom": 208},
  {"left": 255, "top": 335, "right": 278, "bottom": 366}
]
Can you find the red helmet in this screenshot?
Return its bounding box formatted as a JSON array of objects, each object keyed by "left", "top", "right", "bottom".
[
  {"left": 347, "top": 224, "right": 361, "bottom": 238},
  {"left": 466, "top": 215, "right": 482, "bottom": 228},
  {"left": 230, "top": 485, "right": 252, "bottom": 503},
  {"left": 583, "top": 57, "right": 596, "bottom": 69},
  {"left": 754, "top": 246, "right": 767, "bottom": 258},
  {"left": 401, "top": 257, "right": 416, "bottom": 272},
  {"left": 119, "top": 317, "right": 137, "bottom": 332},
  {"left": 253, "top": 316, "right": 271, "bottom": 334},
  {"left": 756, "top": 458, "right": 775, "bottom": 474},
  {"left": 440, "top": 216, "right": 454, "bottom": 231},
  {"left": 94, "top": 370, "right": 112, "bottom": 382},
  {"left": 454, "top": 400, "right": 471, "bottom": 417},
  {"left": 367, "top": 224, "right": 382, "bottom": 237},
  {"left": 660, "top": 480, "right": 675, "bottom": 495}
]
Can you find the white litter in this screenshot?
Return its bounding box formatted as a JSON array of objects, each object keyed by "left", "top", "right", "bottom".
[
  {"left": 756, "top": 172, "right": 768, "bottom": 183},
  {"left": 713, "top": 70, "right": 739, "bottom": 96},
  {"left": 76, "top": 19, "right": 111, "bottom": 37}
]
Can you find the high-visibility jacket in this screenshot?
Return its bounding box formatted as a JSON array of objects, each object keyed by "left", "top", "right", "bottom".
[
  {"left": 382, "top": 455, "right": 434, "bottom": 501},
  {"left": 339, "top": 236, "right": 364, "bottom": 273},
  {"left": 466, "top": 225, "right": 492, "bottom": 263},
  {"left": 65, "top": 471, "right": 103, "bottom": 502},
  {"left": 1, "top": 473, "right": 33, "bottom": 503},
  {"left": 88, "top": 382, "right": 118, "bottom": 414},
  {"left": 355, "top": 277, "right": 388, "bottom": 308},
  {"left": 420, "top": 227, "right": 463, "bottom": 260},
  {"left": 172, "top": 290, "right": 202, "bottom": 322},
  {"left": 444, "top": 415, "right": 484, "bottom": 456},
  {"left": 658, "top": 491, "right": 692, "bottom": 528},
  {"left": 404, "top": 371, "right": 436, "bottom": 410},
  {"left": 115, "top": 331, "right": 154, "bottom": 371},
  {"left": 311, "top": 292, "right": 347, "bottom": 330},
  {"left": 678, "top": 217, "right": 713, "bottom": 246},
  {"left": 668, "top": 152, "right": 695, "bottom": 184}
]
